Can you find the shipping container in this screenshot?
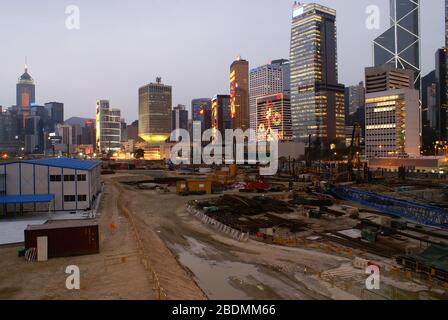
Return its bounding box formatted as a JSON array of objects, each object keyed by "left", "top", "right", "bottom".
[
  {"left": 24, "top": 220, "right": 99, "bottom": 258},
  {"left": 176, "top": 180, "right": 212, "bottom": 195}
]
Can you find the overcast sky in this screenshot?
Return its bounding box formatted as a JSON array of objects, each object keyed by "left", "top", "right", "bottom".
[{"left": 0, "top": 0, "right": 444, "bottom": 122}]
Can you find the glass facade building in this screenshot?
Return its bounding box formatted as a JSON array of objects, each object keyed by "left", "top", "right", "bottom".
[
  {"left": 249, "top": 60, "right": 289, "bottom": 134},
  {"left": 436, "top": 48, "right": 448, "bottom": 141},
  {"left": 191, "top": 98, "right": 212, "bottom": 132},
  {"left": 95, "top": 100, "right": 121, "bottom": 152},
  {"left": 289, "top": 2, "right": 345, "bottom": 144},
  {"left": 211, "top": 95, "right": 231, "bottom": 136},
  {"left": 373, "top": 0, "right": 421, "bottom": 91}
]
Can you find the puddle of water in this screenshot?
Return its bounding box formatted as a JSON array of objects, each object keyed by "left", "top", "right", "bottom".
[{"left": 173, "top": 237, "right": 312, "bottom": 300}]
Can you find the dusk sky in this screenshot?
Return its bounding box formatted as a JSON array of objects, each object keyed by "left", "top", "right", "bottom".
[{"left": 0, "top": 0, "right": 444, "bottom": 122}]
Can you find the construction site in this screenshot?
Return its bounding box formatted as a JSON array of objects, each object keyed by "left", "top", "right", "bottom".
[
  {"left": 102, "top": 154, "right": 448, "bottom": 300},
  {"left": 1, "top": 153, "right": 448, "bottom": 300}
]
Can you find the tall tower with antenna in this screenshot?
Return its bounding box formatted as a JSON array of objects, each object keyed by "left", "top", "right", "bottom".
[{"left": 16, "top": 58, "right": 36, "bottom": 129}]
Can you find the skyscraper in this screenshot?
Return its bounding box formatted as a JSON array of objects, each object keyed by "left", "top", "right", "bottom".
[
  {"left": 249, "top": 60, "right": 289, "bottom": 133},
  {"left": 289, "top": 2, "right": 345, "bottom": 144},
  {"left": 365, "top": 64, "right": 415, "bottom": 93},
  {"left": 347, "top": 82, "right": 366, "bottom": 116},
  {"left": 445, "top": 0, "right": 448, "bottom": 47},
  {"left": 373, "top": 0, "right": 421, "bottom": 91},
  {"left": 211, "top": 95, "right": 231, "bottom": 136},
  {"left": 138, "top": 77, "right": 172, "bottom": 143},
  {"left": 230, "top": 57, "right": 249, "bottom": 131},
  {"left": 192, "top": 98, "right": 212, "bottom": 132},
  {"left": 365, "top": 65, "right": 421, "bottom": 159},
  {"left": 421, "top": 71, "right": 436, "bottom": 130},
  {"left": 44, "top": 102, "right": 64, "bottom": 131},
  {"left": 16, "top": 63, "right": 36, "bottom": 129},
  {"left": 436, "top": 48, "right": 448, "bottom": 140},
  {"left": 95, "top": 100, "right": 121, "bottom": 153},
  {"left": 171, "top": 104, "right": 189, "bottom": 132}
]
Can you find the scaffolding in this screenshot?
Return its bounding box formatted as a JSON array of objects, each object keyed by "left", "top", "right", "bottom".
[{"left": 330, "top": 186, "right": 448, "bottom": 228}]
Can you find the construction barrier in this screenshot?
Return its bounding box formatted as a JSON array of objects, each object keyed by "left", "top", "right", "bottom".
[{"left": 187, "top": 205, "right": 250, "bottom": 242}]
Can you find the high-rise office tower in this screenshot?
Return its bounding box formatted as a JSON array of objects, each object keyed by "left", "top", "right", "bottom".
[
  {"left": 446, "top": 0, "right": 448, "bottom": 47},
  {"left": 192, "top": 98, "right": 212, "bottom": 132},
  {"left": 139, "top": 77, "right": 172, "bottom": 143},
  {"left": 365, "top": 64, "right": 415, "bottom": 93},
  {"left": 95, "top": 100, "right": 121, "bottom": 152},
  {"left": 365, "top": 65, "right": 421, "bottom": 159},
  {"left": 249, "top": 60, "right": 289, "bottom": 132},
  {"left": 44, "top": 102, "right": 64, "bottom": 131},
  {"left": 373, "top": 0, "right": 421, "bottom": 91},
  {"left": 81, "top": 119, "right": 96, "bottom": 147},
  {"left": 289, "top": 2, "right": 345, "bottom": 144},
  {"left": 120, "top": 119, "right": 128, "bottom": 142},
  {"left": 271, "top": 59, "right": 291, "bottom": 94},
  {"left": 421, "top": 71, "right": 437, "bottom": 130},
  {"left": 126, "top": 120, "right": 139, "bottom": 141},
  {"left": 16, "top": 63, "right": 36, "bottom": 129},
  {"left": 171, "top": 104, "right": 189, "bottom": 132},
  {"left": 211, "top": 95, "right": 231, "bottom": 136},
  {"left": 230, "top": 57, "right": 249, "bottom": 131},
  {"left": 436, "top": 48, "right": 448, "bottom": 141},
  {"left": 347, "top": 82, "right": 366, "bottom": 116}
]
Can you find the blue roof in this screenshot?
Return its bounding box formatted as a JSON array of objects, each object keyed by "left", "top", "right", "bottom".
[
  {"left": 19, "top": 158, "right": 101, "bottom": 171},
  {"left": 0, "top": 194, "right": 54, "bottom": 204}
]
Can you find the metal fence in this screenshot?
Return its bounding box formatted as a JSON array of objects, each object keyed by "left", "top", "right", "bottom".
[{"left": 331, "top": 186, "right": 448, "bottom": 227}]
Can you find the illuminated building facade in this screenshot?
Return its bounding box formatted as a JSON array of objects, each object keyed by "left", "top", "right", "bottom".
[
  {"left": 230, "top": 57, "right": 249, "bottom": 131},
  {"left": 289, "top": 2, "right": 345, "bottom": 144},
  {"left": 365, "top": 89, "right": 420, "bottom": 159},
  {"left": 138, "top": 77, "right": 172, "bottom": 143},
  {"left": 16, "top": 64, "right": 36, "bottom": 130},
  {"left": 249, "top": 60, "right": 289, "bottom": 133},
  {"left": 192, "top": 98, "right": 212, "bottom": 132},
  {"left": 95, "top": 100, "right": 121, "bottom": 153},
  {"left": 373, "top": 0, "right": 421, "bottom": 91},
  {"left": 211, "top": 95, "right": 231, "bottom": 137},
  {"left": 256, "top": 93, "right": 292, "bottom": 142}
]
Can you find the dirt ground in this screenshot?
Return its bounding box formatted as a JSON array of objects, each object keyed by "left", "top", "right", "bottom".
[
  {"left": 111, "top": 173, "right": 350, "bottom": 299},
  {"left": 0, "top": 182, "right": 155, "bottom": 300},
  {"left": 110, "top": 171, "right": 448, "bottom": 300}
]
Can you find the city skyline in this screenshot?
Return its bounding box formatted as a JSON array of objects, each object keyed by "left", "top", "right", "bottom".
[{"left": 0, "top": 0, "right": 445, "bottom": 123}]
